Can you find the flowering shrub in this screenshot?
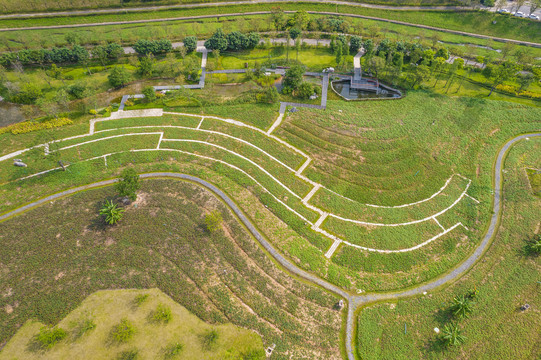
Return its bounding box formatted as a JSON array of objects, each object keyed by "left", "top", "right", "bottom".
[{"left": 0, "top": 117, "right": 73, "bottom": 135}]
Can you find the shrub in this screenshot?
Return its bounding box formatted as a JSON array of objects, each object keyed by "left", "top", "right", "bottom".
[
  {"left": 133, "top": 294, "right": 149, "bottom": 307},
  {"left": 72, "top": 319, "right": 96, "bottom": 340},
  {"left": 89, "top": 109, "right": 97, "bottom": 115},
  {"left": 117, "top": 349, "right": 138, "bottom": 360},
  {"left": 296, "top": 82, "right": 315, "bottom": 99},
  {"left": 163, "top": 342, "right": 184, "bottom": 359},
  {"left": 201, "top": 329, "right": 219, "bottom": 350},
  {"left": 35, "top": 327, "right": 67, "bottom": 349},
  {"left": 142, "top": 86, "right": 157, "bottom": 103},
  {"left": 110, "top": 318, "right": 135, "bottom": 344},
  {"left": 204, "top": 211, "right": 223, "bottom": 233},
  {"left": 0, "top": 117, "right": 73, "bottom": 135},
  {"left": 151, "top": 304, "right": 172, "bottom": 324}
]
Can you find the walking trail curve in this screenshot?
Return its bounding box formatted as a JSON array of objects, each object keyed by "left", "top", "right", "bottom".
[{"left": 0, "top": 133, "right": 539, "bottom": 359}]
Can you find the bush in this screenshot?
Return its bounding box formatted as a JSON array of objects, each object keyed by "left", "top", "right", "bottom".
[
  {"left": 72, "top": 319, "right": 96, "bottom": 340},
  {"left": 0, "top": 117, "right": 73, "bottom": 135},
  {"left": 34, "top": 327, "right": 67, "bottom": 349},
  {"left": 117, "top": 349, "right": 138, "bottom": 360},
  {"left": 133, "top": 39, "right": 172, "bottom": 55},
  {"left": 13, "top": 83, "right": 42, "bottom": 104},
  {"left": 151, "top": 304, "right": 172, "bottom": 324},
  {"left": 142, "top": 86, "right": 157, "bottom": 103},
  {"left": 204, "top": 211, "right": 223, "bottom": 233},
  {"left": 133, "top": 294, "right": 149, "bottom": 307},
  {"left": 110, "top": 319, "right": 135, "bottom": 344},
  {"left": 201, "top": 329, "right": 219, "bottom": 350},
  {"left": 164, "top": 343, "right": 184, "bottom": 359},
  {"left": 296, "top": 82, "right": 314, "bottom": 99}
]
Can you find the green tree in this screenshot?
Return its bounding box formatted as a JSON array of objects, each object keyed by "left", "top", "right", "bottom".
[
  {"left": 142, "top": 86, "right": 156, "bottom": 103},
  {"left": 517, "top": 73, "right": 534, "bottom": 92},
  {"left": 482, "top": 61, "right": 521, "bottom": 96},
  {"left": 108, "top": 66, "right": 131, "bottom": 88},
  {"left": 368, "top": 56, "right": 385, "bottom": 78},
  {"left": 335, "top": 44, "right": 343, "bottom": 66},
  {"left": 183, "top": 36, "right": 197, "bottom": 53},
  {"left": 350, "top": 36, "right": 362, "bottom": 54},
  {"left": 451, "top": 294, "right": 473, "bottom": 319},
  {"left": 441, "top": 323, "right": 466, "bottom": 347},
  {"left": 409, "top": 64, "right": 430, "bottom": 88},
  {"left": 91, "top": 45, "right": 109, "bottom": 69},
  {"left": 115, "top": 168, "right": 140, "bottom": 201},
  {"left": 289, "top": 27, "right": 301, "bottom": 40},
  {"left": 204, "top": 210, "right": 223, "bottom": 233},
  {"left": 282, "top": 64, "right": 305, "bottom": 93},
  {"left": 100, "top": 200, "right": 125, "bottom": 225},
  {"left": 204, "top": 29, "right": 228, "bottom": 52},
  {"left": 137, "top": 54, "right": 154, "bottom": 77}
]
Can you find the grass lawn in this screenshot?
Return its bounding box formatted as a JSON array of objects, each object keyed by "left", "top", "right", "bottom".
[
  {"left": 0, "top": 90, "right": 539, "bottom": 294},
  {"left": 0, "top": 288, "right": 264, "bottom": 360},
  {"left": 355, "top": 137, "right": 541, "bottom": 360},
  {"left": 0, "top": 4, "right": 539, "bottom": 44},
  {"left": 0, "top": 179, "right": 342, "bottom": 359},
  {"left": 526, "top": 167, "right": 541, "bottom": 197},
  {"left": 0, "top": 0, "right": 462, "bottom": 14}
]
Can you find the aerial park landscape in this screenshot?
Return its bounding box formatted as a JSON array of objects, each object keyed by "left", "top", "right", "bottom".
[{"left": 0, "top": 1, "right": 540, "bottom": 359}]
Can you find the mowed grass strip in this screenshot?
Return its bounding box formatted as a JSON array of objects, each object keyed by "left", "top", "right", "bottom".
[
  {"left": 201, "top": 117, "right": 306, "bottom": 170},
  {"left": 159, "top": 141, "right": 318, "bottom": 222},
  {"left": 0, "top": 179, "right": 341, "bottom": 359},
  {"left": 355, "top": 139, "right": 541, "bottom": 360},
  {"left": 311, "top": 175, "right": 470, "bottom": 223},
  {"left": 323, "top": 215, "right": 444, "bottom": 250},
  {"left": 166, "top": 103, "right": 278, "bottom": 130},
  {"left": 332, "top": 226, "right": 473, "bottom": 289},
  {"left": 58, "top": 133, "right": 161, "bottom": 162},
  {"left": 94, "top": 114, "right": 202, "bottom": 132}
]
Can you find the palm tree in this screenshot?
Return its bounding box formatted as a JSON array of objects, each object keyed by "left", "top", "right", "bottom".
[
  {"left": 451, "top": 294, "right": 473, "bottom": 319},
  {"left": 441, "top": 323, "right": 466, "bottom": 347},
  {"left": 100, "top": 200, "right": 125, "bottom": 225}
]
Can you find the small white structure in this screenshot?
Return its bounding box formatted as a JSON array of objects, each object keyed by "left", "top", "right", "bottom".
[
  {"left": 434, "top": 327, "right": 440, "bottom": 334},
  {"left": 337, "top": 299, "right": 344, "bottom": 310},
  {"left": 13, "top": 159, "right": 27, "bottom": 167},
  {"left": 323, "top": 67, "right": 335, "bottom": 73},
  {"left": 309, "top": 93, "right": 318, "bottom": 100},
  {"left": 266, "top": 343, "right": 276, "bottom": 357}
]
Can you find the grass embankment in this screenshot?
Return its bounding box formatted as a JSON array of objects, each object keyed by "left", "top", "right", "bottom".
[
  {"left": 0, "top": 92, "right": 539, "bottom": 294},
  {"left": 0, "top": 0, "right": 462, "bottom": 15},
  {"left": 0, "top": 3, "right": 539, "bottom": 44},
  {"left": 0, "top": 179, "right": 342, "bottom": 359},
  {"left": 356, "top": 137, "right": 541, "bottom": 360},
  {"left": 0, "top": 288, "right": 264, "bottom": 360}
]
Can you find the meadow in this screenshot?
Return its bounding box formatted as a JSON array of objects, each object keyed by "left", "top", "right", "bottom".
[
  {"left": 0, "top": 288, "right": 264, "bottom": 360},
  {"left": 0, "top": 3, "right": 539, "bottom": 44},
  {"left": 0, "top": 179, "right": 342, "bottom": 359},
  {"left": 355, "top": 137, "right": 541, "bottom": 360}
]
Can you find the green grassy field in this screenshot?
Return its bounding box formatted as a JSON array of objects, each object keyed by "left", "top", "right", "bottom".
[
  {"left": 0, "top": 0, "right": 462, "bottom": 14},
  {"left": 0, "top": 179, "right": 342, "bottom": 359},
  {"left": 0, "top": 288, "right": 264, "bottom": 360},
  {"left": 0, "top": 4, "right": 539, "bottom": 44},
  {"left": 355, "top": 137, "right": 541, "bottom": 360}
]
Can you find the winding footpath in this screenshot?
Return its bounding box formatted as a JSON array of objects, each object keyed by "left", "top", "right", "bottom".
[{"left": 0, "top": 132, "right": 540, "bottom": 359}]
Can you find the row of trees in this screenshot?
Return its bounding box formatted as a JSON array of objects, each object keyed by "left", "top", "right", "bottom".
[{"left": 204, "top": 29, "right": 260, "bottom": 52}]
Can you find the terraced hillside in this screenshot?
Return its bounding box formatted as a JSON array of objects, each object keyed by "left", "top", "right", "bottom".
[{"left": 0, "top": 179, "right": 342, "bottom": 359}]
